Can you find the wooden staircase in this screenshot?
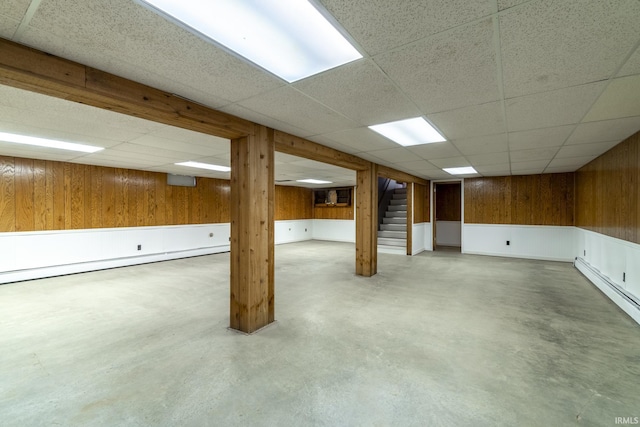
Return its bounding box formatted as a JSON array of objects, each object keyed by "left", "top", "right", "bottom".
[{"left": 378, "top": 187, "right": 406, "bottom": 252}]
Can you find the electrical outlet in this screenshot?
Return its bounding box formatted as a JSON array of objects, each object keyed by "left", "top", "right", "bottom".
[
  {"left": 623, "top": 272, "right": 626, "bottom": 282},
  {"left": 209, "top": 232, "right": 214, "bottom": 237},
  {"left": 584, "top": 250, "right": 586, "bottom": 256},
  {"left": 506, "top": 241, "right": 510, "bottom": 246},
  {"left": 137, "top": 244, "right": 141, "bottom": 251},
  {"left": 305, "top": 228, "right": 307, "bottom": 232}
]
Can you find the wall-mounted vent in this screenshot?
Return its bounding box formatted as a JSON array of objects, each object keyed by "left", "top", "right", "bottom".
[{"left": 167, "top": 174, "right": 196, "bottom": 187}]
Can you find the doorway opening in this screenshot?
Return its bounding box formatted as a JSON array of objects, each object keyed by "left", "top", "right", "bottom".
[{"left": 433, "top": 182, "right": 461, "bottom": 252}]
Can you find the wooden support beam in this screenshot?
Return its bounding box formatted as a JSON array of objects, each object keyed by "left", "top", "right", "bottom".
[
  {"left": 230, "top": 124, "right": 275, "bottom": 333},
  {"left": 378, "top": 165, "right": 428, "bottom": 186},
  {"left": 355, "top": 163, "right": 378, "bottom": 276},
  {"left": 407, "top": 183, "right": 413, "bottom": 255},
  {"left": 0, "top": 38, "right": 252, "bottom": 139},
  {"left": 274, "top": 130, "right": 370, "bottom": 171}
]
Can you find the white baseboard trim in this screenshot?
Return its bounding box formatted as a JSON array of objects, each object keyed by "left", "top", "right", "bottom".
[
  {"left": 0, "top": 245, "right": 230, "bottom": 284},
  {"left": 575, "top": 257, "right": 640, "bottom": 326},
  {"left": 464, "top": 250, "right": 573, "bottom": 263}
]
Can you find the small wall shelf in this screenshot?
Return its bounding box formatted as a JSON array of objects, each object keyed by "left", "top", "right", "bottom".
[{"left": 313, "top": 187, "right": 352, "bottom": 207}]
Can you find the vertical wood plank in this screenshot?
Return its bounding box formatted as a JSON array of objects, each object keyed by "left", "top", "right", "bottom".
[
  {"left": 51, "top": 161, "right": 65, "bottom": 230},
  {"left": 43, "top": 161, "right": 55, "bottom": 230},
  {"left": 230, "top": 124, "right": 275, "bottom": 333},
  {"left": 69, "top": 163, "right": 85, "bottom": 229},
  {"left": 32, "top": 159, "right": 46, "bottom": 231},
  {"left": 14, "top": 157, "right": 34, "bottom": 231},
  {"left": 101, "top": 167, "right": 115, "bottom": 228},
  {"left": 0, "top": 156, "right": 16, "bottom": 232}
]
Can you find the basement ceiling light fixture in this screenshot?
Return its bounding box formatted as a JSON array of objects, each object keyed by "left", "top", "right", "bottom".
[
  {"left": 137, "top": 0, "right": 362, "bottom": 83},
  {"left": 443, "top": 166, "right": 478, "bottom": 175},
  {"left": 0, "top": 131, "right": 104, "bottom": 153},
  {"left": 175, "top": 161, "right": 231, "bottom": 172},
  {"left": 368, "top": 117, "right": 446, "bottom": 147},
  {"left": 297, "top": 179, "right": 332, "bottom": 184}
]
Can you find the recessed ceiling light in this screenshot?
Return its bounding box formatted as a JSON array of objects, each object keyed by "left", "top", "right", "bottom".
[
  {"left": 138, "top": 0, "right": 362, "bottom": 83},
  {"left": 176, "top": 161, "right": 231, "bottom": 172},
  {"left": 443, "top": 166, "right": 478, "bottom": 175},
  {"left": 368, "top": 117, "right": 446, "bottom": 146},
  {"left": 0, "top": 131, "right": 104, "bottom": 153},
  {"left": 296, "top": 179, "right": 332, "bottom": 184}
]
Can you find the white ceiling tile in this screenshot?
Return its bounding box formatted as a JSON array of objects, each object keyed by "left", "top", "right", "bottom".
[
  {"left": 407, "top": 142, "right": 462, "bottom": 160},
  {"left": 546, "top": 155, "right": 597, "bottom": 169},
  {"left": 0, "top": 120, "right": 122, "bottom": 148},
  {"left": 274, "top": 153, "right": 307, "bottom": 164},
  {"left": 427, "top": 170, "right": 459, "bottom": 180},
  {"left": 510, "top": 147, "right": 558, "bottom": 163},
  {"left": 319, "top": 128, "right": 397, "bottom": 153},
  {"left": 429, "top": 157, "right": 470, "bottom": 168},
  {"left": 500, "top": 0, "right": 640, "bottom": 98},
  {"left": 510, "top": 160, "right": 549, "bottom": 170},
  {"left": 148, "top": 127, "right": 229, "bottom": 148},
  {"left": 366, "top": 148, "right": 416, "bottom": 163},
  {"left": 220, "top": 104, "right": 315, "bottom": 138},
  {"left": 467, "top": 151, "right": 510, "bottom": 166},
  {"left": 508, "top": 125, "right": 575, "bottom": 151},
  {"left": 106, "top": 143, "right": 195, "bottom": 162},
  {"left": 566, "top": 116, "right": 640, "bottom": 145},
  {"left": 428, "top": 102, "right": 506, "bottom": 140},
  {"left": 0, "top": 0, "right": 30, "bottom": 20},
  {"left": 582, "top": 75, "right": 640, "bottom": 122},
  {"left": 306, "top": 135, "right": 362, "bottom": 155},
  {"left": 393, "top": 160, "right": 439, "bottom": 172},
  {"left": 374, "top": 19, "right": 500, "bottom": 113},
  {"left": 505, "top": 82, "right": 606, "bottom": 131},
  {"left": 353, "top": 152, "right": 387, "bottom": 164},
  {"left": 497, "top": 0, "right": 529, "bottom": 11},
  {"left": 195, "top": 155, "right": 230, "bottom": 166},
  {"left": 555, "top": 140, "right": 620, "bottom": 159},
  {"left": 618, "top": 45, "right": 640, "bottom": 77},
  {"left": 475, "top": 164, "right": 511, "bottom": 175},
  {"left": 22, "top": 0, "right": 283, "bottom": 104},
  {"left": 236, "top": 87, "right": 357, "bottom": 136},
  {"left": 0, "top": 16, "right": 20, "bottom": 38},
  {"left": 129, "top": 135, "right": 228, "bottom": 157},
  {"left": 319, "top": 0, "right": 494, "bottom": 55},
  {"left": 452, "top": 134, "right": 508, "bottom": 156},
  {"left": 293, "top": 59, "right": 420, "bottom": 126},
  {"left": 0, "top": 142, "right": 82, "bottom": 162}
]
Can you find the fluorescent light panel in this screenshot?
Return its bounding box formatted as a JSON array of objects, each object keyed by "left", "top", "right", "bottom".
[
  {"left": 297, "top": 179, "right": 332, "bottom": 184},
  {"left": 139, "top": 0, "right": 362, "bottom": 83},
  {"left": 443, "top": 166, "right": 478, "bottom": 175},
  {"left": 368, "top": 117, "right": 446, "bottom": 147},
  {"left": 0, "top": 131, "right": 103, "bottom": 153},
  {"left": 176, "top": 161, "right": 230, "bottom": 172}
]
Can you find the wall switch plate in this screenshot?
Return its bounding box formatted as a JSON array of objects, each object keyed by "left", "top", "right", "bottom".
[
  {"left": 506, "top": 241, "right": 510, "bottom": 246},
  {"left": 584, "top": 250, "right": 586, "bottom": 256},
  {"left": 137, "top": 244, "right": 141, "bottom": 251},
  {"left": 623, "top": 272, "right": 626, "bottom": 282}
]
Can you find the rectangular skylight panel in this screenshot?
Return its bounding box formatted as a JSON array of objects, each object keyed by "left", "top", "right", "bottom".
[
  {"left": 297, "top": 179, "right": 332, "bottom": 184},
  {"left": 443, "top": 166, "right": 478, "bottom": 175},
  {"left": 176, "top": 161, "right": 231, "bottom": 172},
  {"left": 368, "top": 117, "right": 446, "bottom": 147},
  {"left": 0, "top": 131, "right": 103, "bottom": 153},
  {"left": 139, "top": 0, "right": 362, "bottom": 83}
]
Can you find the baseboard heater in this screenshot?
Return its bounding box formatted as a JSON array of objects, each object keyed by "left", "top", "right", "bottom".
[{"left": 575, "top": 257, "right": 640, "bottom": 316}]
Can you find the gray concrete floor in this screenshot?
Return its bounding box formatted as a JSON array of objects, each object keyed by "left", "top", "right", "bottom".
[{"left": 1, "top": 241, "right": 639, "bottom": 426}]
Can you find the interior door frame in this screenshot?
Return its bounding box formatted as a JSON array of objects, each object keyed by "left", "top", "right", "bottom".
[{"left": 431, "top": 179, "right": 464, "bottom": 252}]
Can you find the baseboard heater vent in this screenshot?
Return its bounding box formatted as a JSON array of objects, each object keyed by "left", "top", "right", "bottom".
[{"left": 575, "top": 257, "right": 640, "bottom": 310}]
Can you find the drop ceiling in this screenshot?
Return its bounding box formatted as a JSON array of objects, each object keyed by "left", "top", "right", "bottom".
[{"left": 1, "top": 0, "right": 640, "bottom": 184}]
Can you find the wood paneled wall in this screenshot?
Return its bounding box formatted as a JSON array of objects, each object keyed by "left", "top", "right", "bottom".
[
  {"left": 0, "top": 155, "right": 315, "bottom": 232},
  {"left": 314, "top": 206, "right": 353, "bottom": 220},
  {"left": 465, "top": 173, "right": 575, "bottom": 226},
  {"left": 275, "top": 186, "right": 313, "bottom": 220},
  {"left": 435, "top": 183, "right": 461, "bottom": 221},
  {"left": 576, "top": 131, "right": 639, "bottom": 243},
  {"left": 413, "top": 183, "right": 430, "bottom": 223}
]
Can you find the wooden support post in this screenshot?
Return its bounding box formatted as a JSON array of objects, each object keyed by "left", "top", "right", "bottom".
[
  {"left": 356, "top": 163, "right": 377, "bottom": 276},
  {"left": 407, "top": 183, "right": 413, "bottom": 256},
  {"left": 230, "top": 124, "right": 275, "bottom": 333}
]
